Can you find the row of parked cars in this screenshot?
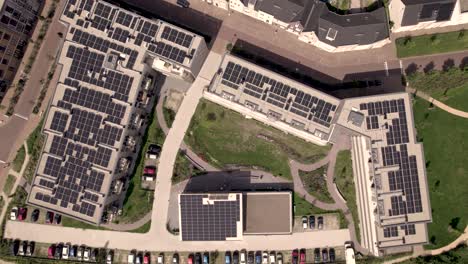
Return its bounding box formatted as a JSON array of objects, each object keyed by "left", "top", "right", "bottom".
[
  {"left": 127, "top": 251, "right": 161, "bottom": 264},
  {"left": 47, "top": 243, "right": 113, "bottom": 263},
  {"left": 313, "top": 248, "right": 335, "bottom": 263},
  {"left": 11, "top": 240, "right": 35, "bottom": 256},
  {"left": 10, "top": 207, "right": 62, "bottom": 224},
  {"left": 222, "top": 250, "right": 284, "bottom": 264},
  {"left": 302, "top": 215, "right": 324, "bottom": 230}
]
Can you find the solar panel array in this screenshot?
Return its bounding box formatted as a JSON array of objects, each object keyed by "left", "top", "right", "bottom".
[
  {"left": 161, "top": 26, "right": 193, "bottom": 48},
  {"left": 148, "top": 42, "right": 186, "bottom": 64},
  {"left": 221, "top": 62, "right": 337, "bottom": 128},
  {"left": 359, "top": 99, "right": 423, "bottom": 219},
  {"left": 180, "top": 194, "right": 241, "bottom": 241}
]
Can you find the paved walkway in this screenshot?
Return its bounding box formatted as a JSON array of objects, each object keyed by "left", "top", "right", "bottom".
[{"left": 407, "top": 87, "right": 468, "bottom": 118}]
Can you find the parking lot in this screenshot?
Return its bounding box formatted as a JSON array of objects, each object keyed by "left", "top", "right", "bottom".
[{"left": 293, "top": 213, "right": 341, "bottom": 233}]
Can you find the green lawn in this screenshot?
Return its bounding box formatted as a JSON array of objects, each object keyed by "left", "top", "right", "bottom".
[
  {"left": 299, "top": 165, "right": 334, "bottom": 204},
  {"left": 329, "top": 0, "right": 351, "bottom": 10},
  {"left": 334, "top": 150, "right": 361, "bottom": 243},
  {"left": 62, "top": 217, "right": 107, "bottom": 230},
  {"left": 129, "top": 220, "right": 151, "bottom": 233},
  {"left": 12, "top": 145, "right": 25, "bottom": 173},
  {"left": 172, "top": 151, "right": 192, "bottom": 183},
  {"left": 396, "top": 30, "right": 468, "bottom": 58},
  {"left": 413, "top": 99, "right": 468, "bottom": 249},
  {"left": 24, "top": 118, "right": 45, "bottom": 183},
  {"left": 400, "top": 244, "right": 468, "bottom": 264},
  {"left": 3, "top": 174, "right": 16, "bottom": 196},
  {"left": 119, "top": 106, "right": 165, "bottom": 223},
  {"left": 163, "top": 107, "right": 176, "bottom": 128},
  {"left": 293, "top": 192, "right": 348, "bottom": 228},
  {"left": 186, "top": 100, "right": 330, "bottom": 179}
]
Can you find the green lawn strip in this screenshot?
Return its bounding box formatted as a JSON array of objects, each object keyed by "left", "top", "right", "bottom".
[
  {"left": 400, "top": 244, "right": 468, "bottom": 264},
  {"left": 12, "top": 145, "right": 25, "bottom": 173},
  {"left": 128, "top": 220, "right": 151, "bottom": 233},
  {"left": 334, "top": 150, "right": 361, "bottom": 243},
  {"left": 163, "top": 107, "right": 176, "bottom": 129},
  {"left": 62, "top": 217, "right": 107, "bottom": 230},
  {"left": 298, "top": 165, "right": 334, "bottom": 204},
  {"left": 172, "top": 151, "right": 192, "bottom": 183},
  {"left": 293, "top": 192, "right": 348, "bottom": 229},
  {"left": 357, "top": 252, "right": 413, "bottom": 263},
  {"left": 24, "top": 118, "right": 45, "bottom": 183},
  {"left": 186, "top": 100, "right": 330, "bottom": 179},
  {"left": 413, "top": 99, "right": 468, "bottom": 249},
  {"left": 119, "top": 106, "right": 165, "bottom": 223},
  {"left": 396, "top": 30, "right": 468, "bottom": 58},
  {"left": 3, "top": 175, "right": 16, "bottom": 196}
]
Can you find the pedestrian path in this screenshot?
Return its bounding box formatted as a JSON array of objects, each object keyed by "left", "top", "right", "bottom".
[{"left": 407, "top": 87, "right": 468, "bottom": 118}]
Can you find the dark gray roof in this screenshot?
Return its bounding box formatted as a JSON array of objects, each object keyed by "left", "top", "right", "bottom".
[
  {"left": 255, "top": 0, "right": 307, "bottom": 22},
  {"left": 401, "top": 0, "right": 456, "bottom": 26}
]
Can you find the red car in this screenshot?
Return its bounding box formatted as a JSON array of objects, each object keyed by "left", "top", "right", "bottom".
[
  {"left": 188, "top": 254, "right": 194, "bottom": 264},
  {"left": 299, "top": 249, "right": 306, "bottom": 264},
  {"left": 46, "top": 211, "right": 54, "bottom": 224},
  {"left": 291, "top": 250, "right": 298, "bottom": 264},
  {"left": 143, "top": 166, "right": 156, "bottom": 175},
  {"left": 48, "top": 245, "right": 55, "bottom": 258},
  {"left": 144, "top": 253, "right": 150, "bottom": 264},
  {"left": 17, "top": 208, "right": 27, "bottom": 221}
]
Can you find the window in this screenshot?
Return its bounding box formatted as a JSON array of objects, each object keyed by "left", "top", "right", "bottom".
[
  {"left": 2, "top": 59, "right": 8, "bottom": 65},
  {"left": 0, "top": 46, "right": 5, "bottom": 52},
  {"left": 326, "top": 28, "right": 338, "bottom": 41},
  {"left": 1, "top": 15, "right": 10, "bottom": 25},
  {"left": 5, "top": 6, "right": 14, "bottom": 13},
  {"left": 3, "top": 33, "right": 10, "bottom": 40},
  {"left": 8, "top": 66, "right": 15, "bottom": 71}
]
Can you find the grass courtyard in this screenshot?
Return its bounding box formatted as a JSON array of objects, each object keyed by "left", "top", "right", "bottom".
[
  {"left": 12, "top": 145, "right": 25, "bottom": 173},
  {"left": 334, "top": 150, "right": 361, "bottom": 243},
  {"left": 396, "top": 30, "right": 468, "bottom": 58},
  {"left": 186, "top": 100, "right": 330, "bottom": 179},
  {"left": 3, "top": 174, "right": 16, "bottom": 196},
  {"left": 299, "top": 165, "right": 334, "bottom": 204},
  {"left": 413, "top": 98, "right": 468, "bottom": 249}
]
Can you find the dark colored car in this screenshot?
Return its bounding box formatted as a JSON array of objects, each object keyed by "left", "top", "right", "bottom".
[
  {"left": 318, "top": 216, "right": 324, "bottom": 230},
  {"left": 195, "top": 252, "right": 202, "bottom": 264},
  {"left": 18, "top": 208, "right": 27, "bottom": 221},
  {"left": 31, "top": 209, "right": 40, "bottom": 222},
  {"left": 322, "top": 248, "right": 328, "bottom": 263},
  {"left": 225, "top": 251, "right": 232, "bottom": 264},
  {"left": 55, "top": 243, "right": 63, "bottom": 259},
  {"left": 11, "top": 239, "right": 20, "bottom": 256},
  {"left": 176, "top": 0, "right": 189, "bottom": 8},
  {"left": 329, "top": 248, "right": 335, "bottom": 262},
  {"left": 314, "top": 248, "right": 320, "bottom": 263},
  {"left": 91, "top": 248, "right": 98, "bottom": 261},
  {"left": 291, "top": 249, "right": 298, "bottom": 264},
  {"left": 70, "top": 245, "right": 77, "bottom": 258},
  {"left": 247, "top": 251, "right": 254, "bottom": 264},
  {"left": 255, "top": 251, "right": 261, "bottom": 264},
  {"left": 309, "top": 215, "right": 315, "bottom": 229},
  {"left": 203, "top": 252, "right": 209, "bottom": 264},
  {"left": 233, "top": 250, "right": 239, "bottom": 264},
  {"left": 21, "top": 240, "right": 28, "bottom": 255},
  {"left": 46, "top": 211, "right": 54, "bottom": 224},
  {"left": 54, "top": 214, "right": 62, "bottom": 225},
  {"left": 26, "top": 241, "right": 35, "bottom": 256}
]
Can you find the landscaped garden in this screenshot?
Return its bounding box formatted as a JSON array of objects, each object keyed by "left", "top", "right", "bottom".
[
  {"left": 12, "top": 145, "right": 25, "bottom": 173},
  {"left": 186, "top": 100, "right": 330, "bottom": 179},
  {"left": 396, "top": 30, "right": 468, "bottom": 58},
  {"left": 299, "top": 165, "right": 334, "bottom": 204},
  {"left": 413, "top": 98, "right": 468, "bottom": 249}
]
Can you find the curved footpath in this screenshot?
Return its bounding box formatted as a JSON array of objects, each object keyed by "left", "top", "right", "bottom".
[{"left": 407, "top": 87, "right": 468, "bottom": 118}]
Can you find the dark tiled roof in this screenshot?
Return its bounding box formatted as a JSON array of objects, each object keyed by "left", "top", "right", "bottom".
[
  {"left": 255, "top": 0, "right": 307, "bottom": 22},
  {"left": 401, "top": 0, "right": 456, "bottom": 26}
]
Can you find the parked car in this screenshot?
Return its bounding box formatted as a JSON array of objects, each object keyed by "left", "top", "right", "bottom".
[
  {"left": 62, "top": 244, "right": 69, "bottom": 259},
  {"left": 143, "top": 166, "right": 156, "bottom": 175},
  {"left": 317, "top": 216, "right": 324, "bottom": 230},
  {"left": 194, "top": 252, "right": 201, "bottom": 264},
  {"left": 262, "top": 252, "right": 268, "bottom": 264},
  {"left": 158, "top": 253, "right": 164, "bottom": 264},
  {"left": 31, "top": 209, "right": 40, "bottom": 222},
  {"left": 309, "top": 215, "right": 315, "bottom": 229},
  {"left": 329, "top": 248, "right": 335, "bottom": 263},
  {"left": 128, "top": 250, "right": 136, "bottom": 264},
  {"left": 203, "top": 252, "right": 210, "bottom": 264},
  {"left": 240, "top": 250, "right": 246, "bottom": 264},
  {"left": 54, "top": 214, "right": 62, "bottom": 225},
  {"left": 17, "top": 208, "right": 27, "bottom": 221},
  {"left": 322, "top": 248, "right": 328, "bottom": 263},
  {"left": 144, "top": 252, "right": 151, "bottom": 264},
  {"left": 302, "top": 216, "right": 308, "bottom": 229},
  {"left": 55, "top": 244, "right": 63, "bottom": 259},
  {"left": 11, "top": 239, "right": 20, "bottom": 256},
  {"left": 299, "top": 249, "right": 306, "bottom": 264},
  {"left": 46, "top": 211, "right": 54, "bottom": 224},
  {"left": 107, "top": 250, "right": 114, "bottom": 264},
  {"left": 18, "top": 241, "right": 26, "bottom": 256},
  {"left": 247, "top": 251, "right": 255, "bottom": 264},
  {"left": 48, "top": 245, "right": 55, "bottom": 259},
  {"left": 70, "top": 245, "right": 78, "bottom": 258},
  {"left": 136, "top": 253, "right": 143, "bottom": 264},
  {"left": 91, "top": 248, "right": 98, "bottom": 261},
  {"left": 26, "top": 241, "right": 34, "bottom": 256},
  {"left": 314, "top": 248, "right": 320, "bottom": 263},
  {"left": 291, "top": 250, "right": 298, "bottom": 264},
  {"left": 255, "top": 251, "right": 261, "bottom": 264},
  {"left": 225, "top": 251, "right": 231, "bottom": 264},
  {"left": 10, "top": 207, "right": 18, "bottom": 220},
  {"left": 176, "top": 0, "right": 189, "bottom": 8},
  {"left": 269, "top": 251, "right": 275, "bottom": 264},
  {"left": 276, "top": 253, "right": 283, "bottom": 264},
  {"left": 173, "top": 253, "right": 179, "bottom": 264},
  {"left": 233, "top": 250, "right": 239, "bottom": 264},
  {"left": 188, "top": 254, "right": 194, "bottom": 264},
  {"left": 83, "top": 247, "right": 91, "bottom": 261},
  {"left": 77, "top": 246, "right": 84, "bottom": 260}
]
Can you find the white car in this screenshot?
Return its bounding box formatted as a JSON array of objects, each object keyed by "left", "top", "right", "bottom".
[
  {"left": 83, "top": 248, "right": 91, "bottom": 261},
  {"left": 262, "top": 252, "right": 268, "bottom": 264},
  {"left": 269, "top": 252, "right": 275, "bottom": 264},
  {"left": 276, "top": 253, "right": 283, "bottom": 264},
  {"left": 77, "top": 246, "right": 83, "bottom": 260},
  {"left": 302, "top": 216, "right": 308, "bottom": 229},
  {"left": 240, "top": 250, "right": 247, "bottom": 264},
  {"left": 158, "top": 253, "right": 164, "bottom": 264},
  {"left": 128, "top": 251, "right": 136, "bottom": 264},
  {"left": 62, "top": 245, "right": 69, "bottom": 259},
  {"left": 10, "top": 207, "right": 18, "bottom": 220},
  {"left": 106, "top": 251, "right": 113, "bottom": 264}
]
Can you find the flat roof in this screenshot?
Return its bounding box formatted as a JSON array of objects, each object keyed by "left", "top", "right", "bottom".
[{"left": 244, "top": 192, "right": 292, "bottom": 234}]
